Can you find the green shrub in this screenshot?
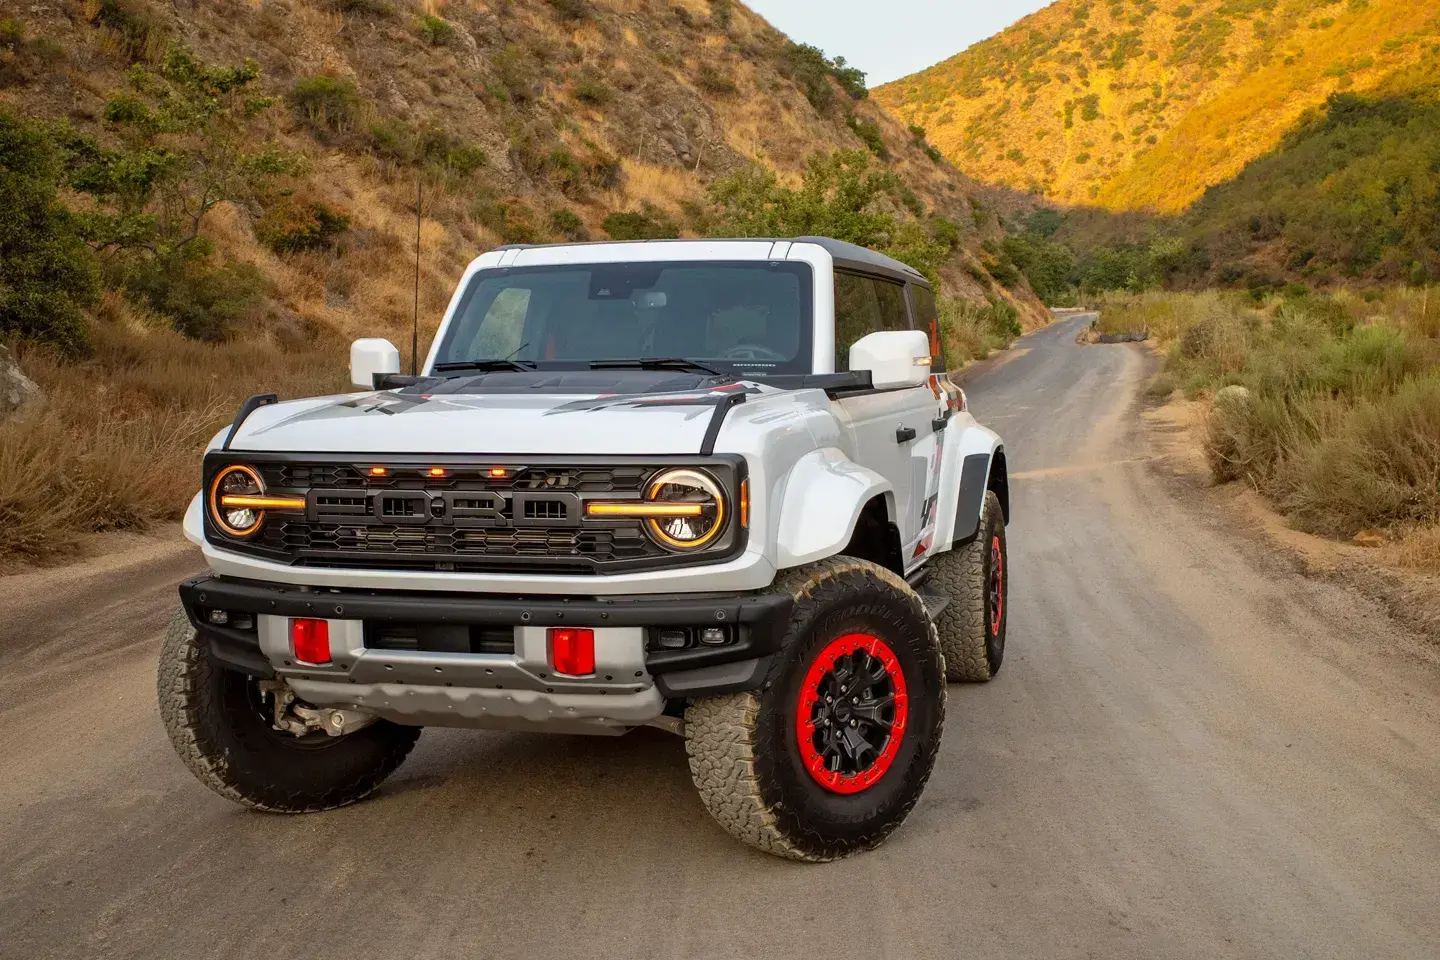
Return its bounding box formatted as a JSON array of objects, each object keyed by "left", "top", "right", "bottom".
[
  {"left": 415, "top": 13, "right": 454, "bottom": 46},
  {"left": 696, "top": 63, "right": 738, "bottom": 96},
  {"left": 845, "top": 112, "right": 888, "bottom": 160},
  {"left": 0, "top": 112, "right": 97, "bottom": 352},
  {"left": 572, "top": 70, "right": 612, "bottom": 106},
  {"left": 603, "top": 207, "right": 678, "bottom": 241},
  {"left": 782, "top": 43, "right": 867, "bottom": 111},
  {"left": 0, "top": 18, "right": 66, "bottom": 86},
  {"left": 90, "top": 0, "right": 161, "bottom": 63},
  {"left": 367, "top": 119, "right": 486, "bottom": 177},
  {"left": 709, "top": 0, "right": 732, "bottom": 29},
  {"left": 708, "top": 150, "right": 947, "bottom": 280},
  {"left": 545, "top": 0, "right": 588, "bottom": 20},
  {"left": 492, "top": 44, "right": 536, "bottom": 102},
  {"left": 549, "top": 209, "right": 589, "bottom": 241},
  {"left": 126, "top": 254, "right": 268, "bottom": 341},
  {"left": 929, "top": 216, "right": 961, "bottom": 251},
  {"left": 256, "top": 198, "right": 351, "bottom": 254},
  {"left": 333, "top": 0, "right": 393, "bottom": 14},
  {"left": 938, "top": 297, "right": 1020, "bottom": 361},
  {"left": 288, "top": 75, "right": 361, "bottom": 133}
]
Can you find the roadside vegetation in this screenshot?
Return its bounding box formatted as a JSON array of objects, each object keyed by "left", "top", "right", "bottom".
[
  {"left": 1098, "top": 288, "right": 1440, "bottom": 568},
  {"left": 0, "top": 1, "right": 1038, "bottom": 567}
]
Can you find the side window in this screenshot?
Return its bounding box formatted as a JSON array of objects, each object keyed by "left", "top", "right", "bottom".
[
  {"left": 907, "top": 283, "right": 945, "bottom": 372},
  {"left": 833, "top": 273, "right": 911, "bottom": 371},
  {"left": 874, "top": 279, "right": 910, "bottom": 333},
  {"left": 834, "top": 272, "right": 881, "bottom": 372}
]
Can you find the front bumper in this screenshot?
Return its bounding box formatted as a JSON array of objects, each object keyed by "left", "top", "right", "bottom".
[{"left": 178, "top": 575, "right": 792, "bottom": 734}]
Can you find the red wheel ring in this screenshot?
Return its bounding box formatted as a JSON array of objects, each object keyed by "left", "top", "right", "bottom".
[
  {"left": 794, "top": 633, "right": 910, "bottom": 795},
  {"left": 989, "top": 535, "right": 1004, "bottom": 637}
]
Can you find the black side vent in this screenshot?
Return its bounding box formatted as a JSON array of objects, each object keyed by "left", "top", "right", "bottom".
[
  {"left": 314, "top": 493, "right": 367, "bottom": 518},
  {"left": 524, "top": 499, "right": 567, "bottom": 521}
]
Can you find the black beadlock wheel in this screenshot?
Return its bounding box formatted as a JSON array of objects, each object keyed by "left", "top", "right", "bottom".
[
  {"left": 157, "top": 608, "right": 421, "bottom": 813},
  {"left": 683, "top": 557, "right": 946, "bottom": 861},
  {"left": 930, "top": 490, "right": 1007, "bottom": 683}
]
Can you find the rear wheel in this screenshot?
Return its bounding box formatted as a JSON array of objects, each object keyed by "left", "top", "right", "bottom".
[
  {"left": 157, "top": 608, "right": 420, "bottom": 813},
  {"left": 684, "top": 557, "right": 946, "bottom": 861},
  {"left": 931, "top": 490, "right": 1007, "bottom": 682}
]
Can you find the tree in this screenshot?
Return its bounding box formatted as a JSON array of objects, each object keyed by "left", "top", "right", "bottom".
[
  {"left": 708, "top": 151, "right": 948, "bottom": 279},
  {"left": 0, "top": 112, "right": 97, "bottom": 351},
  {"left": 59, "top": 45, "right": 286, "bottom": 338}
]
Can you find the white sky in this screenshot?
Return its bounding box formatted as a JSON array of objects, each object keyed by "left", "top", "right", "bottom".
[{"left": 743, "top": 0, "right": 1055, "bottom": 86}]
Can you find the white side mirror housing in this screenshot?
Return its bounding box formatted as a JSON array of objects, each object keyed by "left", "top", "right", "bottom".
[
  {"left": 350, "top": 338, "right": 401, "bottom": 389},
  {"left": 848, "top": 330, "right": 932, "bottom": 390}
]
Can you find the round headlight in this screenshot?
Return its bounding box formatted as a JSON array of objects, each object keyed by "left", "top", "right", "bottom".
[
  {"left": 644, "top": 469, "right": 726, "bottom": 551},
  {"left": 209, "top": 464, "right": 266, "bottom": 537}
]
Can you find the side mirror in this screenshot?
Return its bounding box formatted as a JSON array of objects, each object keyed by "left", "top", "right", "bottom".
[
  {"left": 350, "top": 338, "right": 400, "bottom": 389},
  {"left": 848, "top": 330, "right": 932, "bottom": 390}
]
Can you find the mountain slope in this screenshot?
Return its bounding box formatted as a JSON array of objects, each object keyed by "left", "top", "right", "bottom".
[
  {"left": 1, "top": 0, "right": 1038, "bottom": 356},
  {"left": 876, "top": 0, "right": 1440, "bottom": 213}
]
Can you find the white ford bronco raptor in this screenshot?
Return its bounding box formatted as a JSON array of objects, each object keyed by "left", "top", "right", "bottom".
[{"left": 159, "top": 237, "right": 1010, "bottom": 861}]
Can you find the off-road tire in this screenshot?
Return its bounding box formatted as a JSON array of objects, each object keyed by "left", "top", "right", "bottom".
[
  {"left": 931, "top": 490, "right": 1007, "bottom": 682},
  {"left": 157, "top": 608, "right": 421, "bottom": 813},
  {"left": 683, "top": 557, "right": 946, "bottom": 861}
]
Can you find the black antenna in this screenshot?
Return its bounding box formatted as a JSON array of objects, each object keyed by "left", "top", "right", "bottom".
[{"left": 411, "top": 177, "right": 423, "bottom": 376}]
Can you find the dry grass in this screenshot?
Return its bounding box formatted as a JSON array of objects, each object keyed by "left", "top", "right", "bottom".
[
  {"left": 1396, "top": 525, "right": 1440, "bottom": 572},
  {"left": 0, "top": 305, "right": 346, "bottom": 567},
  {"left": 1104, "top": 288, "right": 1440, "bottom": 561}
]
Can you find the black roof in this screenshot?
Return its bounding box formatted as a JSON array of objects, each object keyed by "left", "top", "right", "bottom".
[
  {"left": 490, "top": 237, "right": 931, "bottom": 288},
  {"left": 794, "top": 237, "right": 927, "bottom": 285}
]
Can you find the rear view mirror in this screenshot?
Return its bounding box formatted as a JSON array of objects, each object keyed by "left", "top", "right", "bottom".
[
  {"left": 848, "top": 331, "right": 931, "bottom": 390},
  {"left": 350, "top": 338, "right": 401, "bottom": 389}
]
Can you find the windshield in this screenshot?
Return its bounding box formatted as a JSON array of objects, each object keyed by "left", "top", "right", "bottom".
[{"left": 431, "top": 261, "right": 814, "bottom": 376}]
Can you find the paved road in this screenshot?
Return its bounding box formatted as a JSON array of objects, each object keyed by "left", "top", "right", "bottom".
[{"left": 4, "top": 313, "right": 1438, "bottom": 959}]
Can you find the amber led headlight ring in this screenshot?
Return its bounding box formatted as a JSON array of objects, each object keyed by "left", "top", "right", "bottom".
[
  {"left": 641, "top": 468, "right": 726, "bottom": 551},
  {"left": 208, "top": 464, "right": 305, "bottom": 538}
]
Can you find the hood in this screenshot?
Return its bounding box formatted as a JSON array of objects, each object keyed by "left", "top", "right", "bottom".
[{"left": 226, "top": 383, "right": 777, "bottom": 456}]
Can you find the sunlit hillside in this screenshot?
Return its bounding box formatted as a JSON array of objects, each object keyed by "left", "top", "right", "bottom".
[{"left": 875, "top": 0, "right": 1440, "bottom": 213}]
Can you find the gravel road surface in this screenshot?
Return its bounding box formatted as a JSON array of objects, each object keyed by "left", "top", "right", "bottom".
[{"left": 3, "top": 313, "right": 1437, "bottom": 959}]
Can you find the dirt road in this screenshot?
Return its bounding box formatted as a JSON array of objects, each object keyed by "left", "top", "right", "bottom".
[{"left": 3, "top": 313, "right": 1438, "bottom": 959}]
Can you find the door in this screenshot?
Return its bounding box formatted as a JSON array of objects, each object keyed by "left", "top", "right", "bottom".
[
  {"left": 831, "top": 272, "right": 936, "bottom": 556},
  {"left": 904, "top": 282, "right": 962, "bottom": 564}
]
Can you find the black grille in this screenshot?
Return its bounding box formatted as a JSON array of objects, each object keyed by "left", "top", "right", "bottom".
[
  {"left": 216, "top": 457, "right": 744, "bottom": 574},
  {"left": 261, "top": 520, "right": 653, "bottom": 562}
]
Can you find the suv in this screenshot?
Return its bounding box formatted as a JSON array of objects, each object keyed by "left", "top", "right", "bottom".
[{"left": 158, "top": 237, "right": 1009, "bottom": 861}]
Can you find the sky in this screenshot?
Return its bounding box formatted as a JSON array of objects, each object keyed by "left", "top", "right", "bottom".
[{"left": 743, "top": 0, "right": 1054, "bottom": 86}]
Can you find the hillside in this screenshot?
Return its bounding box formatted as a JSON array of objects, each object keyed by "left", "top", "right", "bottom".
[
  {"left": 1, "top": 0, "right": 1040, "bottom": 357},
  {"left": 875, "top": 0, "right": 1440, "bottom": 213}
]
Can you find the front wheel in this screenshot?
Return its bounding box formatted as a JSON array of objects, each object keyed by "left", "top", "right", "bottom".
[
  {"left": 684, "top": 557, "right": 946, "bottom": 861},
  {"left": 157, "top": 608, "right": 421, "bottom": 813}
]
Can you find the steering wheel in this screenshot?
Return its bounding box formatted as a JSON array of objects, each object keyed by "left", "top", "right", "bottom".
[{"left": 720, "top": 343, "right": 787, "bottom": 362}]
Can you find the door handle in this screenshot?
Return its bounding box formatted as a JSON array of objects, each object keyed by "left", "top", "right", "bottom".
[{"left": 896, "top": 426, "right": 917, "bottom": 444}]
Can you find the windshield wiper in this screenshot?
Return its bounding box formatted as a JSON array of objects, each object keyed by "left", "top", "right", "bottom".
[
  {"left": 433, "top": 359, "right": 537, "bottom": 373},
  {"left": 589, "top": 357, "right": 729, "bottom": 377}
]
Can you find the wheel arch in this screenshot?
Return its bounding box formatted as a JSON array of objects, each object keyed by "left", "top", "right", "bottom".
[
  {"left": 773, "top": 449, "right": 897, "bottom": 571},
  {"left": 934, "top": 425, "right": 1006, "bottom": 553}
]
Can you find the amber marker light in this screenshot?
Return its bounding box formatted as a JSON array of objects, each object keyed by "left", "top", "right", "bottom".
[
  {"left": 739, "top": 479, "right": 749, "bottom": 528},
  {"left": 586, "top": 502, "right": 707, "bottom": 518},
  {"left": 368, "top": 466, "right": 389, "bottom": 477},
  {"left": 427, "top": 467, "right": 449, "bottom": 478},
  {"left": 488, "top": 467, "right": 509, "bottom": 478}
]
